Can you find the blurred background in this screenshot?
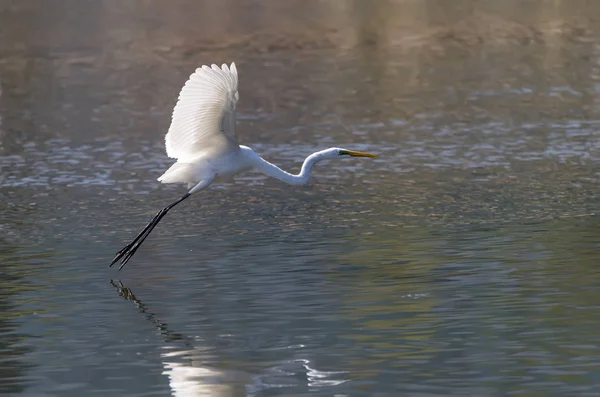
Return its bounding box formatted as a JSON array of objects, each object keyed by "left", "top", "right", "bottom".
[{"left": 0, "top": 0, "right": 599, "bottom": 396}]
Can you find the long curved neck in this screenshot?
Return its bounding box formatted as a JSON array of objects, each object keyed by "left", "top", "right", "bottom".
[{"left": 249, "top": 149, "right": 328, "bottom": 185}]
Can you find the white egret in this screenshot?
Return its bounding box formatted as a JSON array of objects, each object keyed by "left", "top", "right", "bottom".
[{"left": 110, "top": 62, "right": 377, "bottom": 270}]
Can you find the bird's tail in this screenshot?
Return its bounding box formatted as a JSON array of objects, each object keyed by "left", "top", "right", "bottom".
[{"left": 157, "top": 162, "right": 195, "bottom": 184}]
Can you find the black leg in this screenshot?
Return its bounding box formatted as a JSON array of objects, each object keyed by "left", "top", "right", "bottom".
[{"left": 110, "top": 193, "right": 191, "bottom": 270}]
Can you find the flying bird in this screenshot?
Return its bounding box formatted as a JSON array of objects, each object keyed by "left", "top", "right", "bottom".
[{"left": 110, "top": 62, "right": 377, "bottom": 270}]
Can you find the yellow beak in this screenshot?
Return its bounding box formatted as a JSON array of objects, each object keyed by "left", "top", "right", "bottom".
[{"left": 339, "top": 149, "right": 378, "bottom": 158}]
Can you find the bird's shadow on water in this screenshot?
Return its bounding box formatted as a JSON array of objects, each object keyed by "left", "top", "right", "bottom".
[
  {"left": 109, "top": 279, "right": 189, "bottom": 344},
  {"left": 108, "top": 279, "right": 257, "bottom": 397}
]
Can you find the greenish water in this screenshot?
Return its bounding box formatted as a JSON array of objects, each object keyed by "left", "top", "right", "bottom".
[{"left": 1, "top": 1, "right": 599, "bottom": 396}]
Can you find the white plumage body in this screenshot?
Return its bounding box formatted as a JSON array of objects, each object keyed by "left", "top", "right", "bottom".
[{"left": 157, "top": 146, "right": 252, "bottom": 185}]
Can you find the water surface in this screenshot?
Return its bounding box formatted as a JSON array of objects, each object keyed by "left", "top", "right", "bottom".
[{"left": 1, "top": 1, "right": 599, "bottom": 396}]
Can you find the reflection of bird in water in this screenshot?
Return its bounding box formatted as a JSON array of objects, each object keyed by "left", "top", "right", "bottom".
[
  {"left": 110, "top": 62, "right": 378, "bottom": 269},
  {"left": 110, "top": 280, "right": 253, "bottom": 397}
]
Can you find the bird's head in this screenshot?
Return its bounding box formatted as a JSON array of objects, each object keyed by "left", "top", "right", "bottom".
[
  {"left": 324, "top": 148, "right": 378, "bottom": 159},
  {"left": 337, "top": 148, "right": 378, "bottom": 158},
  {"left": 303, "top": 148, "right": 378, "bottom": 169}
]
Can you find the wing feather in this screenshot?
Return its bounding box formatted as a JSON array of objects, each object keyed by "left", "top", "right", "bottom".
[{"left": 165, "top": 62, "right": 239, "bottom": 160}]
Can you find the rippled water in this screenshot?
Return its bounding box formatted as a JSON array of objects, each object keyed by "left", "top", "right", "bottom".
[{"left": 1, "top": 1, "right": 599, "bottom": 396}]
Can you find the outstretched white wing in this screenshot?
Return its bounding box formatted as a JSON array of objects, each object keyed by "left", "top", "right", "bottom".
[{"left": 165, "top": 63, "right": 239, "bottom": 161}]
